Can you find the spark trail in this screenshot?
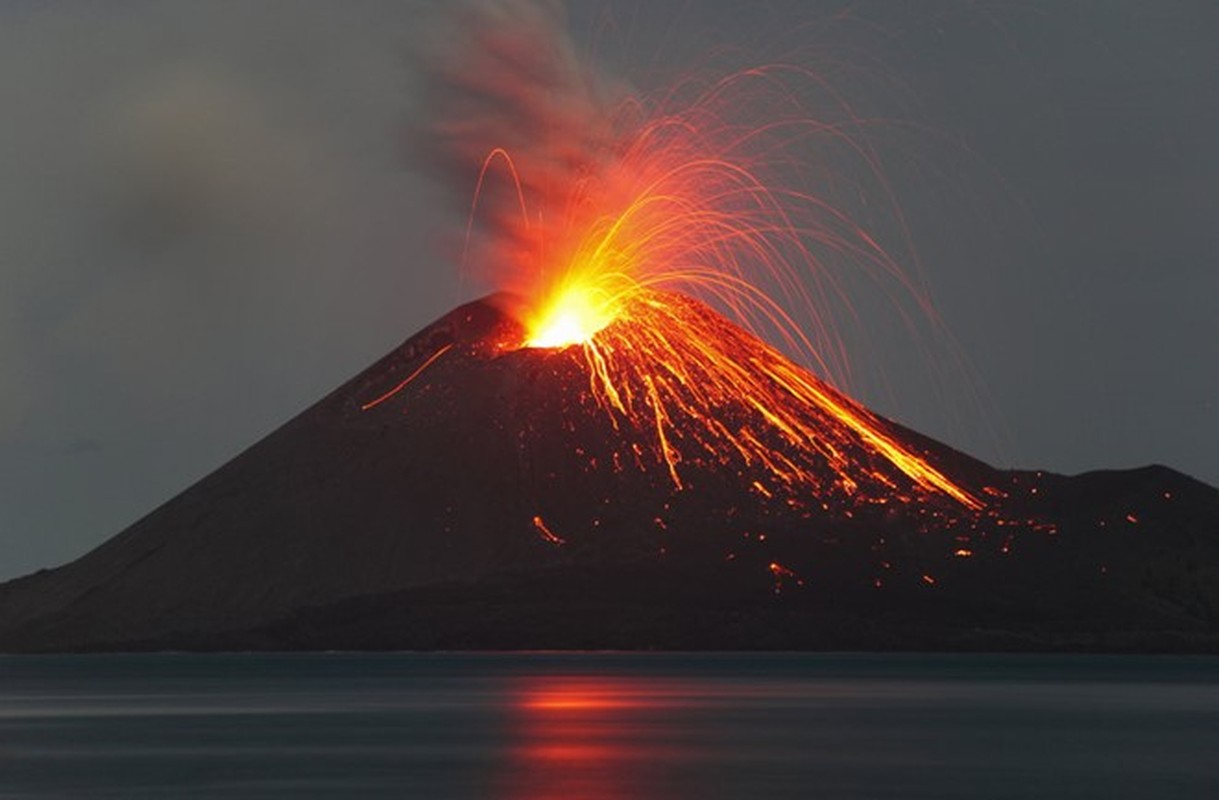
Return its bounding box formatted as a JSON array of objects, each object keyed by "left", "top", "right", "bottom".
[{"left": 426, "top": 3, "right": 983, "bottom": 515}]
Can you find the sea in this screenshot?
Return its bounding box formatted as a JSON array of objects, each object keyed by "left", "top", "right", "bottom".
[{"left": 2, "top": 653, "right": 1217, "bottom": 798}]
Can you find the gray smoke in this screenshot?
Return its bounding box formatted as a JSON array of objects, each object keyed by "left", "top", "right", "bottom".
[
  {"left": 0, "top": 1, "right": 450, "bottom": 577},
  {"left": 412, "top": 0, "right": 625, "bottom": 291}
]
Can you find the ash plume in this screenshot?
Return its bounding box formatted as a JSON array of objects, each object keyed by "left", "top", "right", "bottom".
[{"left": 413, "top": 0, "right": 627, "bottom": 294}]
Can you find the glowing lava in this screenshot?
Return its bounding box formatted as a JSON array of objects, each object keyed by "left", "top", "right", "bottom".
[
  {"left": 445, "top": 25, "right": 984, "bottom": 514},
  {"left": 529, "top": 289, "right": 980, "bottom": 509},
  {"left": 526, "top": 285, "right": 616, "bottom": 349}
]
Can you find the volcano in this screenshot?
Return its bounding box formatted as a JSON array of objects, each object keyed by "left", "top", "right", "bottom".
[{"left": 2, "top": 294, "right": 1218, "bottom": 653}]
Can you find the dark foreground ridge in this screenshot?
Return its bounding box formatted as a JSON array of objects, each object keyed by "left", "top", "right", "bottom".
[{"left": 3, "top": 297, "right": 1218, "bottom": 652}]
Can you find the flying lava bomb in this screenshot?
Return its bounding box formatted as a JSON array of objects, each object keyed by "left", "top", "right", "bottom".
[
  {"left": 1, "top": 3, "right": 1217, "bottom": 652},
  {"left": 421, "top": 3, "right": 984, "bottom": 514}
]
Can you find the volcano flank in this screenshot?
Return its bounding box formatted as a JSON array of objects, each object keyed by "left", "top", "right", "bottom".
[{"left": 2, "top": 295, "right": 1218, "bottom": 652}]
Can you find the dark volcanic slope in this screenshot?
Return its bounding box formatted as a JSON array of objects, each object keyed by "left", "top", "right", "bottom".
[{"left": 2, "top": 297, "right": 1218, "bottom": 652}]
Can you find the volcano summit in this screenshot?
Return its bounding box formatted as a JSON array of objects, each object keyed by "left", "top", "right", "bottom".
[{"left": 1, "top": 293, "right": 1217, "bottom": 653}]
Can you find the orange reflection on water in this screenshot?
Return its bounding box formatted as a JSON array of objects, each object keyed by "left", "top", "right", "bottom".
[{"left": 497, "top": 676, "right": 686, "bottom": 800}]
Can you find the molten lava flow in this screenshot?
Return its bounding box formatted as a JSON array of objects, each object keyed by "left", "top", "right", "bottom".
[{"left": 529, "top": 289, "right": 980, "bottom": 510}]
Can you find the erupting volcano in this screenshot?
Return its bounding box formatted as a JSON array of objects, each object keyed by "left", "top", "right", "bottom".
[
  {"left": 1, "top": 284, "right": 1216, "bottom": 652},
  {"left": 427, "top": 51, "right": 992, "bottom": 517},
  {"left": 2, "top": 7, "right": 1217, "bottom": 652},
  {"left": 373, "top": 288, "right": 980, "bottom": 515}
]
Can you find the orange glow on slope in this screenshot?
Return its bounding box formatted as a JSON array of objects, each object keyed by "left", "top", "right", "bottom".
[
  {"left": 532, "top": 514, "right": 566, "bottom": 546},
  {"left": 360, "top": 343, "right": 454, "bottom": 411},
  {"left": 544, "top": 290, "right": 981, "bottom": 509},
  {"left": 466, "top": 66, "right": 982, "bottom": 512}
]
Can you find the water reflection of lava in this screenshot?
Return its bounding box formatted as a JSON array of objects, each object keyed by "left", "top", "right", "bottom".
[{"left": 497, "top": 676, "right": 690, "bottom": 800}]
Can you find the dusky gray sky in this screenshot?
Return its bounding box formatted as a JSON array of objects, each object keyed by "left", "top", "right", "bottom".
[{"left": 2, "top": 1, "right": 1216, "bottom": 580}]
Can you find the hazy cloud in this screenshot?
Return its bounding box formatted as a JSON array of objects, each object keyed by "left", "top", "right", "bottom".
[{"left": 0, "top": 1, "right": 454, "bottom": 576}]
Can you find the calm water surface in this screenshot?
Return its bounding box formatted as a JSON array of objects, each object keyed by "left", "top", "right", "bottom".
[{"left": 2, "top": 653, "right": 1218, "bottom": 798}]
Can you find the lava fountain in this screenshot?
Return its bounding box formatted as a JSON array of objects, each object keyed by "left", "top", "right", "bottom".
[{"left": 419, "top": 2, "right": 982, "bottom": 515}]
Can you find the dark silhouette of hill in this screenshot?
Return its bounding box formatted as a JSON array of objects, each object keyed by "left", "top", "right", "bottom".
[{"left": 2, "top": 295, "right": 1217, "bottom": 652}]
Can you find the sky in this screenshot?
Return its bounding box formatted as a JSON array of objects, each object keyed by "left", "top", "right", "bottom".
[{"left": 2, "top": 0, "right": 1216, "bottom": 580}]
